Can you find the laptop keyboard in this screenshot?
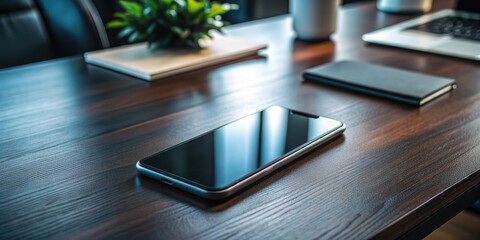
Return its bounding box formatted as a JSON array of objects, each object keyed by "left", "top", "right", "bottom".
[{"left": 408, "top": 16, "right": 480, "bottom": 41}]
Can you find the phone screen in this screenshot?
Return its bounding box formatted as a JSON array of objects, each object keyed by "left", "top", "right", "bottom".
[{"left": 140, "top": 106, "right": 343, "bottom": 190}]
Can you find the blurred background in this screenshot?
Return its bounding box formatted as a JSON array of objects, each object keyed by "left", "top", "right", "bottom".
[
  {"left": 0, "top": 0, "right": 373, "bottom": 69},
  {"left": 222, "top": 0, "right": 372, "bottom": 23}
]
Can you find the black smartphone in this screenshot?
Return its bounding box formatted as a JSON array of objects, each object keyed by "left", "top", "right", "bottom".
[{"left": 136, "top": 106, "right": 345, "bottom": 199}]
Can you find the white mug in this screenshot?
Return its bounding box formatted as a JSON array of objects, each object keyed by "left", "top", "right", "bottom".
[
  {"left": 377, "top": 0, "right": 432, "bottom": 13},
  {"left": 290, "top": 0, "right": 341, "bottom": 40}
]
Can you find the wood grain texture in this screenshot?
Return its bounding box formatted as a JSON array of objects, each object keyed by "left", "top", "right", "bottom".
[{"left": 2, "top": 0, "right": 480, "bottom": 239}]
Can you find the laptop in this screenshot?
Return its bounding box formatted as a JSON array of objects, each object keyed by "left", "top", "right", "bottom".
[{"left": 362, "top": 0, "right": 480, "bottom": 61}]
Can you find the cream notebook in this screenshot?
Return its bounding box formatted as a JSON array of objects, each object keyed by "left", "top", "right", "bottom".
[{"left": 84, "top": 35, "right": 267, "bottom": 81}]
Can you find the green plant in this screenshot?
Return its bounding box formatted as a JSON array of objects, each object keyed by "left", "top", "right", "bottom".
[{"left": 108, "top": 0, "right": 236, "bottom": 49}]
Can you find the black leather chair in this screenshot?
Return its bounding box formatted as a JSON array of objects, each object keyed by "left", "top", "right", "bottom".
[
  {"left": 36, "top": 0, "right": 110, "bottom": 57},
  {"left": 0, "top": 0, "right": 109, "bottom": 69},
  {"left": 0, "top": 0, "right": 54, "bottom": 69}
]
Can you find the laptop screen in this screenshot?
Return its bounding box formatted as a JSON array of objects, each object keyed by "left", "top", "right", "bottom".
[{"left": 456, "top": 0, "right": 480, "bottom": 13}]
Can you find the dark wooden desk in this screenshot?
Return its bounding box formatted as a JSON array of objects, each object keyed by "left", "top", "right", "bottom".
[{"left": 1, "top": 0, "right": 479, "bottom": 239}]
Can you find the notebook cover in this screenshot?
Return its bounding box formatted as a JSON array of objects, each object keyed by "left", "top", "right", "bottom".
[
  {"left": 84, "top": 35, "right": 267, "bottom": 81},
  {"left": 303, "top": 61, "right": 456, "bottom": 106}
]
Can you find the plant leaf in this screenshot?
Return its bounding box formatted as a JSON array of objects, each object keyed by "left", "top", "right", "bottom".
[
  {"left": 109, "top": 0, "right": 236, "bottom": 49},
  {"left": 154, "top": 33, "right": 172, "bottom": 48},
  {"left": 118, "top": 27, "right": 134, "bottom": 38},
  {"left": 114, "top": 12, "right": 131, "bottom": 20},
  {"left": 119, "top": 0, "right": 143, "bottom": 16},
  {"left": 146, "top": 23, "right": 157, "bottom": 34},
  {"left": 174, "top": 0, "right": 186, "bottom": 9},
  {"left": 171, "top": 27, "right": 190, "bottom": 39},
  {"left": 166, "top": 9, "right": 177, "bottom": 20},
  {"left": 187, "top": 0, "right": 204, "bottom": 15},
  {"left": 206, "top": 3, "right": 227, "bottom": 18},
  {"left": 107, "top": 20, "right": 126, "bottom": 28},
  {"left": 143, "top": 6, "right": 152, "bottom": 15},
  {"left": 128, "top": 32, "right": 140, "bottom": 42}
]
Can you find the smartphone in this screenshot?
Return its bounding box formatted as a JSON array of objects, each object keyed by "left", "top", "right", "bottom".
[{"left": 136, "top": 106, "right": 345, "bottom": 199}]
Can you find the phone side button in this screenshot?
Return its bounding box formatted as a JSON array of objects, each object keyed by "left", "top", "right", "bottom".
[
  {"left": 264, "top": 166, "right": 274, "bottom": 173},
  {"left": 161, "top": 178, "right": 173, "bottom": 185}
]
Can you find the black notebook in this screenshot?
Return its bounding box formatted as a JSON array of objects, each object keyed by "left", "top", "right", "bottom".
[{"left": 303, "top": 61, "right": 456, "bottom": 106}]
